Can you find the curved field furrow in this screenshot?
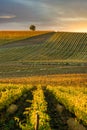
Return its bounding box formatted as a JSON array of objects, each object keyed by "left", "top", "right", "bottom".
[
  {"left": 0, "top": 32, "right": 87, "bottom": 62},
  {"left": 43, "top": 32, "right": 87, "bottom": 61},
  {"left": 0, "top": 32, "right": 87, "bottom": 77}
]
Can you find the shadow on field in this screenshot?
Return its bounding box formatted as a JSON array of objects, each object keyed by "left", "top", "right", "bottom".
[
  {"left": 1, "top": 32, "right": 54, "bottom": 48},
  {"left": 44, "top": 88, "right": 75, "bottom": 130}
]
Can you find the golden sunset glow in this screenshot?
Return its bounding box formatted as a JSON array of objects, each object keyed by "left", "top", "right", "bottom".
[
  {"left": 63, "top": 22, "right": 87, "bottom": 32},
  {"left": 0, "top": 0, "right": 87, "bottom": 32}
]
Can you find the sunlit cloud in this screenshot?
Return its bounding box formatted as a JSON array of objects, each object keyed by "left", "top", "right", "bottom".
[
  {"left": 0, "top": 15, "right": 16, "bottom": 19},
  {"left": 0, "top": 0, "right": 87, "bottom": 32},
  {"left": 60, "top": 17, "right": 87, "bottom": 21}
]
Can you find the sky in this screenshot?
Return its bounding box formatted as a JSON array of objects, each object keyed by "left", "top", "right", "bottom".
[{"left": 0, "top": 0, "right": 87, "bottom": 32}]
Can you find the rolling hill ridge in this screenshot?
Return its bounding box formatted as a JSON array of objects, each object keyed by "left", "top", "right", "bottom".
[{"left": 0, "top": 31, "right": 87, "bottom": 77}]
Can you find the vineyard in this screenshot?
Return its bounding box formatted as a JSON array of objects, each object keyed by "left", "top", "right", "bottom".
[
  {"left": 0, "top": 81, "right": 87, "bottom": 130},
  {"left": 0, "top": 32, "right": 87, "bottom": 77},
  {"left": 0, "top": 31, "right": 87, "bottom": 129}
]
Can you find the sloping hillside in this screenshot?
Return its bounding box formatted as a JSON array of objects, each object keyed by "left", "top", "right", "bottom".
[
  {"left": 41, "top": 32, "right": 87, "bottom": 61},
  {"left": 0, "top": 31, "right": 52, "bottom": 46},
  {"left": 0, "top": 32, "right": 87, "bottom": 77}
]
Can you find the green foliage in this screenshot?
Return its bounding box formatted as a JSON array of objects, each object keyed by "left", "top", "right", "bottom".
[
  {"left": 47, "top": 85, "right": 87, "bottom": 125},
  {"left": 29, "top": 25, "right": 36, "bottom": 31},
  {"left": 18, "top": 85, "right": 50, "bottom": 130},
  {"left": 0, "top": 84, "right": 87, "bottom": 129}
]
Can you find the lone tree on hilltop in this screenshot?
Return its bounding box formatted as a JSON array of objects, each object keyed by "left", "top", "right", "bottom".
[{"left": 30, "top": 25, "right": 36, "bottom": 31}]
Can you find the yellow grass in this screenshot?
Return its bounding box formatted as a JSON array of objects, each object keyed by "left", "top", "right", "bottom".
[
  {"left": 0, "top": 31, "right": 51, "bottom": 39},
  {"left": 0, "top": 74, "right": 87, "bottom": 86}
]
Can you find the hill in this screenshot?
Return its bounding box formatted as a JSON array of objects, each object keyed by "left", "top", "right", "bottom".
[
  {"left": 0, "top": 31, "right": 87, "bottom": 77},
  {"left": 0, "top": 31, "right": 51, "bottom": 46}
]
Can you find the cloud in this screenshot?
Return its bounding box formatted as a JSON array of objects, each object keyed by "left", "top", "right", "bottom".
[
  {"left": 0, "top": 0, "right": 87, "bottom": 31},
  {"left": 0, "top": 15, "right": 16, "bottom": 19},
  {"left": 60, "top": 17, "right": 87, "bottom": 22}
]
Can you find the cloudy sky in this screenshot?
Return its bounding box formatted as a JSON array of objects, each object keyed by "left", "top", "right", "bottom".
[{"left": 0, "top": 0, "right": 87, "bottom": 32}]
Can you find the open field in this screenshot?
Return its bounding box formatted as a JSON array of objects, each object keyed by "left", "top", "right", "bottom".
[
  {"left": 0, "top": 31, "right": 87, "bottom": 129},
  {"left": 0, "top": 31, "right": 87, "bottom": 78},
  {"left": 0, "top": 74, "right": 87, "bottom": 86}
]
